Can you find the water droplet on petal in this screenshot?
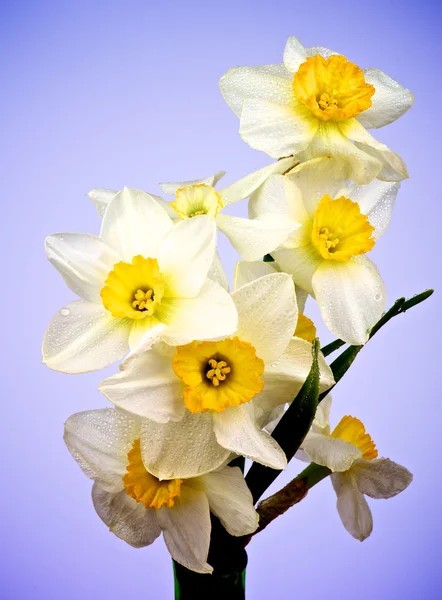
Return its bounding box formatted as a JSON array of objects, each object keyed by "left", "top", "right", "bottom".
[{"left": 61, "top": 308, "right": 70, "bottom": 316}]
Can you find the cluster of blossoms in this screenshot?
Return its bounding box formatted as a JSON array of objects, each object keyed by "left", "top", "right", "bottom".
[{"left": 44, "top": 36, "right": 414, "bottom": 574}]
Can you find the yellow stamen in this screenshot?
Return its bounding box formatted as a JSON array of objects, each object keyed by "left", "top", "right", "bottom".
[
  {"left": 332, "top": 416, "right": 378, "bottom": 461},
  {"left": 311, "top": 195, "right": 375, "bottom": 262},
  {"left": 295, "top": 313, "right": 317, "bottom": 343},
  {"left": 293, "top": 55, "right": 375, "bottom": 122},
  {"left": 123, "top": 439, "right": 183, "bottom": 510},
  {"left": 171, "top": 184, "right": 224, "bottom": 219},
  {"left": 173, "top": 337, "right": 264, "bottom": 413},
  {"left": 100, "top": 256, "right": 164, "bottom": 319}
]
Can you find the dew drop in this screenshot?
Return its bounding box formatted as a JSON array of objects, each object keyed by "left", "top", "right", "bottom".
[{"left": 61, "top": 308, "right": 70, "bottom": 316}]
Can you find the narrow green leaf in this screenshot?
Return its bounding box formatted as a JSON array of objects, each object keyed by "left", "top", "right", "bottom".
[
  {"left": 401, "top": 289, "right": 434, "bottom": 311},
  {"left": 320, "top": 338, "right": 346, "bottom": 357}
]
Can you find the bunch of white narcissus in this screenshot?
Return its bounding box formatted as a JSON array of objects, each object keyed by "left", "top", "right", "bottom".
[{"left": 43, "top": 33, "right": 415, "bottom": 576}]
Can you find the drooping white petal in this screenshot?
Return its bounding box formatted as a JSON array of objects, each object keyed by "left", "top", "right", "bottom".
[
  {"left": 64, "top": 408, "right": 139, "bottom": 492},
  {"left": 283, "top": 37, "right": 308, "bottom": 73},
  {"left": 156, "top": 487, "right": 212, "bottom": 574},
  {"left": 158, "top": 215, "right": 216, "bottom": 298},
  {"left": 140, "top": 411, "right": 231, "bottom": 480},
  {"left": 331, "top": 472, "right": 373, "bottom": 541},
  {"left": 311, "top": 394, "right": 332, "bottom": 435},
  {"left": 99, "top": 350, "right": 185, "bottom": 423},
  {"left": 42, "top": 300, "right": 129, "bottom": 373},
  {"left": 240, "top": 98, "right": 318, "bottom": 159},
  {"left": 88, "top": 188, "right": 117, "bottom": 218},
  {"left": 352, "top": 458, "right": 413, "bottom": 499},
  {"left": 312, "top": 256, "right": 386, "bottom": 345},
  {"left": 160, "top": 171, "right": 226, "bottom": 195},
  {"left": 100, "top": 188, "right": 173, "bottom": 261},
  {"left": 301, "top": 431, "right": 362, "bottom": 472},
  {"left": 219, "top": 66, "right": 294, "bottom": 117},
  {"left": 338, "top": 180, "right": 399, "bottom": 241},
  {"left": 158, "top": 279, "right": 238, "bottom": 347},
  {"left": 233, "top": 260, "right": 277, "bottom": 291},
  {"left": 207, "top": 250, "right": 229, "bottom": 291},
  {"left": 92, "top": 484, "right": 162, "bottom": 548},
  {"left": 232, "top": 272, "right": 298, "bottom": 363},
  {"left": 45, "top": 233, "right": 121, "bottom": 302},
  {"left": 212, "top": 403, "right": 287, "bottom": 470},
  {"left": 216, "top": 213, "right": 295, "bottom": 261},
  {"left": 218, "top": 156, "right": 296, "bottom": 207},
  {"left": 358, "top": 69, "right": 414, "bottom": 129},
  {"left": 192, "top": 466, "right": 259, "bottom": 536},
  {"left": 272, "top": 244, "right": 321, "bottom": 296}
]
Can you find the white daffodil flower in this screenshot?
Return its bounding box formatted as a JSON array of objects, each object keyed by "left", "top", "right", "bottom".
[
  {"left": 89, "top": 158, "right": 297, "bottom": 264},
  {"left": 43, "top": 188, "right": 237, "bottom": 374},
  {"left": 300, "top": 396, "right": 413, "bottom": 541},
  {"left": 64, "top": 408, "right": 259, "bottom": 573},
  {"left": 220, "top": 35, "right": 413, "bottom": 184},
  {"left": 99, "top": 272, "right": 335, "bottom": 479},
  {"left": 249, "top": 157, "right": 399, "bottom": 345}
]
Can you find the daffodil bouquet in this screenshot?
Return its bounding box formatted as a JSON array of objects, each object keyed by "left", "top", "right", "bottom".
[{"left": 43, "top": 35, "right": 433, "bottom": 599}]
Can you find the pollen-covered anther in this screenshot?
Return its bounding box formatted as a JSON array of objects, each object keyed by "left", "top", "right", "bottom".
[
  {"left": 206, "top": 359, "right": 231, "bottom": 386},
  {"left": 318, "top": 93, "right": 338, "bottom": 111},
  {"left": 132, "top": 289, "right": 154, "bottom": 312}
]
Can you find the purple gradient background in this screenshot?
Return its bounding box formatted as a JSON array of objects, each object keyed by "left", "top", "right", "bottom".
[{"left": 1, "top": 1, "right": 441, "bottom": 598}]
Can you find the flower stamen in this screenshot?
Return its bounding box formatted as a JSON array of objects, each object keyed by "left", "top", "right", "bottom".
[{"left": 206, "top": 358, "right": 231, "bottom": 386}]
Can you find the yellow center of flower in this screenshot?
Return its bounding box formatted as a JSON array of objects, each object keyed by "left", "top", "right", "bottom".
[
  {"left": 172, "top": 337, "right": 265, "bottom": 413},
  {"left": 101, "top": 256, "right": 164, "bottom": 319},
  {"left": 171, "top": 184, "right": 224, "bottom": 219},
  {"left": 294, "top": 313, "right": 317, "bottom": 343},
  {"left": 331, "top": 415, "right": 378, "bottom": 460},
  {"left": 292, "top": 54, "right": 375, "bottom": 122},
  {"left": 123, "top": 439, "right": 183, "bottom": 509},
  {"left": 311, "top": 195, "right": 375, "bottom": 262}
]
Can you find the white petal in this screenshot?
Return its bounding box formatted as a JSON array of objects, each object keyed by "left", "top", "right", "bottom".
[
  {"left": 194, "top": 466, "right": 259, "bottom": 536},
  {"left": 219, "top": 65, "right": 294, "bottom": 117},
  {"left": 232, "top": 272, "right": 298, "bottom": 363},
  {"left": 212, "top": 403, "right": 287, "bottom": 469},
  {"left": 296, "top": 287, "right": 308, "bottom": 312},
  {"left": 339, "top": 180, "right": 399, "bottom": 241},
  {"left": 207, "top": 250, "right": 229, "bottom": 291},
  {"left": 158, "top": 215, "right": 216, "bottom": 298},
  {"left": 301, "top": 432, "right": 362, "bottom": 472},
  {"left": 240, "top": 98, "right": 318, "bottom": 159},
  {"left": 233, "top": 260, "right": 277, "bottom": 291},
  {"left": 42, "top": 300, "right": 129, "bottom": 373},
  {"left": 100, "top": 187, "right": 173, "bottom": 261},
  {"left": 128, "top": 319, "right": 166, "bottom": 352},
  {"left": 140, "top": 411, "right": 230, "bottom": 480},
  {"left": 216, "top": 213, "right": 295, "bottom": 261},
  {"left": 358, "top": 69, "right": 414, "bottom": 129},
  {"left": 306, "top": 46, "right": 338, "bottom": 59},
  {"left": 88, "top": 188, "right": 117, "bottom": 218},
  {"left": 157, "top": 487, "right": 212, "bottom": 574},
  {"left": 283, "top": 37, "right": 308, "bottom": 72},
  {"left": 352, "top": 458, "right": 413, "bottom": 499},
  {"left": 331, "top": 472, "right": 373, "bottom": 541},
  {"left": 160, "top": 171, "right": 226, "bottom": 195},
  {"left": 311, "top": 394, "right": 332, "bottom": 435},
  {"left": 312, "top": 256, "right": 386, "bottom": 345},
  {"left": 64, "top": 408, "right": 139, "bottom": 492},
  {"left": 45, "top": 233, "right": 121, "bottom": 302},
  {"left": 158, "top": 279, "right": 238, "bottom": 346},
  {"left": 99, "top": 350, "right": 185, "bottom": 423},
  {"left": 92, "top": 484, "right": 161, "bottom": 548},
  {"left": 272, "top": 244, "right": 321, "bottom": 296}
]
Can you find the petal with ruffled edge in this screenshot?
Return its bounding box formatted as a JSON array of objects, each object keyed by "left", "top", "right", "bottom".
[
  {"left": 100, "top": 188, "right": 173, "bottom": 262},
  {"left": 140, "top": 410, "right": 231, "bottom": 480},
  {"left": 331, "top": 471, "right": 373, "bottom": 541},
  {"left": 302, "top": 432, "right": 362, "bottom": 472},
  {"left": 99, "top": 350, "right": 185, "bottom": 423},
  {"left": 159, "top": 171, "right": 226, "bottom": 195},
  {"left": 312, "top": 255, "right": 386, "bottom": 346},
  {"left": 216, "top": 213, "right": 295, "bottom": 262},
  {"left": 212, "top": 403, "right": 287, "bottom": 469},
  {"left": 283, "top": 37, "right": 308, "bottom": 73},
  {"left": 357, "top": 69, "right": 414, "bottom": 130},
  {"left": 232, "top": 272, "right": 298, "bottom": 364},
  {"left": 157, "top": 486, "right": 212, "bottom": 574},
  {"left": 189, "top": 466, "right": 259, "bottom": 536},
  {"left": 158, "top": 215, "right": 216, "bottom": 298},
  {"left": 64, "top": 408, "right": 139, "bottom": 492},
  {"left": 240, "top": 98, "right": 318, "bottom": 159},
  {"left": 219, "top": 65, "right": 293, "bottom": 117},
  {"left": 352, "top": 458, "right": 413, "bottom": 499},
  {"left": 92, "top": 484, "right": 162, "bottom": 548},
  {"left": 272, "top": 244, "right": 321, "bottom": 296},
  {"left": 42, "top": 300, "right": 130, "bottom": 373},
  {"left": 45, "top": 233, "right": 121, "bottom": 302}
]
